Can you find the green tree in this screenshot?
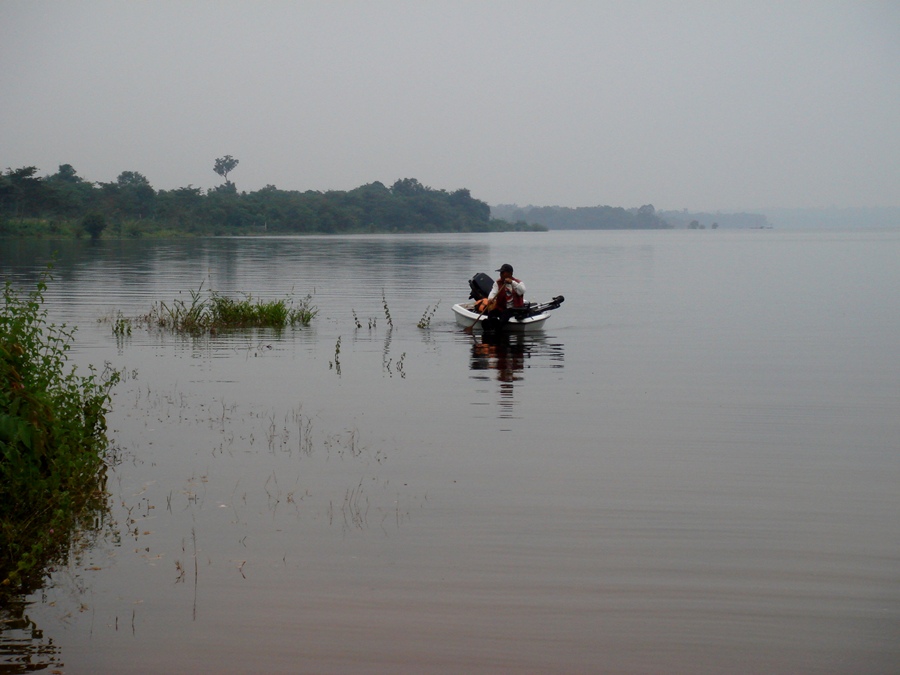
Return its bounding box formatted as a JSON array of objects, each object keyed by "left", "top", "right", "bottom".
[
  {"left": 107, "top": 171, "right": 155, "bottom": 219},
  {"left": 45, "top": 165, "right": 95, "bottom": 216},
  {"left": 214, "top": 155, "right": 239, "bottom": 184},
  {"left": 449, "top": 188, "right": 491, "bottom": 223},
  {"left": 81, "top": 212, "right": 107, "bottom": 240},
  {"left": 0, "top": 167, "right": 42, "bottom": 218},
  {"left": 52, "top": 164, "right": 81, "bottom": 183},
  {"left": 156, "top": 185, "right": 204, "bottom": 228},
  {"left": 390, "top": 178, "right": 426, "bottom": 197}
]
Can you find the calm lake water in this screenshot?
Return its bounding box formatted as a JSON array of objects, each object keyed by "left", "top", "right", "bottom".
[{"left": 1, "top": 230, "right": 899, "bottom": 674}]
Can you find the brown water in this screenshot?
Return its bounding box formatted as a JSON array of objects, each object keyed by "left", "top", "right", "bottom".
[{"left": 1, "top": 231, "right": 899, "bottom": 673}]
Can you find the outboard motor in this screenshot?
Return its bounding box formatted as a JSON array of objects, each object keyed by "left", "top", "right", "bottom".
[{"left": 468, "top": 272, "right": 494, "bottom": 301}]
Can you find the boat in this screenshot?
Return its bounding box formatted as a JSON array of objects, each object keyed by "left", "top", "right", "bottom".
[{"left": 452, "top": 272, "right": 564, "bottom": 332}]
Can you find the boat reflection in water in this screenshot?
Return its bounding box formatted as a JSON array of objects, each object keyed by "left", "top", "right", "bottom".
[{"left": 468, "top": 331, "right": 565, "bottom": 418}]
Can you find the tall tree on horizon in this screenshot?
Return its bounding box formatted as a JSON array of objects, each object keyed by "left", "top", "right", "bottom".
[{"left": 213, "top": 155, "right": 239, "bottom": 185}]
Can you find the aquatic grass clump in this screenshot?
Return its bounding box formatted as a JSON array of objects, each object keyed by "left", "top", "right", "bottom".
[
  {"left": 417, "top": 301, "right": 440, "bottom": 329},
  {"left": 1, "top": 271, "right": 120, "bottom": 596},
  {"left": 112, "top": 311, "right": 132, "bottom": 336},
  {"left": 139, "top": 285, "right": 317, "bottom": 334}
]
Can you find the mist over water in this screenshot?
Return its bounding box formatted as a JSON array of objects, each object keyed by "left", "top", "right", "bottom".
[{"left": 2, "top": 230, "right": 899, "bottom": 673}]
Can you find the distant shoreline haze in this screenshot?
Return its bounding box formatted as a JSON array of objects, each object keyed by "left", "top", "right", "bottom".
[
  {"left": 754, "top": 206, "right": 900, "bottom": 230},
  {"left": 493, "top": 204, "right": 900, "bottom": 231}
]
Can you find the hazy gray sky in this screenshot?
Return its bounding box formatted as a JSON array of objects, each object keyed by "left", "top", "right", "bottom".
[{"left": 2, "top": 1, "right": 897, "bottom": 210}]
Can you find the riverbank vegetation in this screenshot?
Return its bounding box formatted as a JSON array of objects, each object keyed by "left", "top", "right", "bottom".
[
  {"left": 0, "top": 164, "right": 544, "bottom": 238},
  {"left": 1, "top": 271, "right": 120, "bottom": 598}
]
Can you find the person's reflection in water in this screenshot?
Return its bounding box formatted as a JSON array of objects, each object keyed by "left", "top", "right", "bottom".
[
  {"left": 470, "top": 332, "right": 528, "bottom": 417},
  {"left": 471, "top": 332, "right": 526, "bottom": 382}
]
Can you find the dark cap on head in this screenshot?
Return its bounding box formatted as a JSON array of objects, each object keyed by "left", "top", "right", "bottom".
[{"left": 496, "top": 264, "right": 514, "bottom": 274}]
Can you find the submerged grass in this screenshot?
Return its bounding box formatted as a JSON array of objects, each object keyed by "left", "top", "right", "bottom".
[
  {"left": 1, "top": 270, "right": 120, "bottom": 598},
  {"left": 137, "top": 284, "right": 317, "bottom": 334}
]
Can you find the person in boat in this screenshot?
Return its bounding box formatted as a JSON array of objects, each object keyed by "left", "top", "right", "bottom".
[{"left": 480, "top": 263, "right": 526, "bottom": 325}]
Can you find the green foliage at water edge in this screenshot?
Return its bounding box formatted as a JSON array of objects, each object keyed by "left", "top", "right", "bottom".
[{"left": 1, "top": 271, "right": 121, "bottom": 598}]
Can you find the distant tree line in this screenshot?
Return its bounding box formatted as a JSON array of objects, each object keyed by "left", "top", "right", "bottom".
[
  {"left": 0, "top": 164, "right": 543, "bottom": 237},
  {"left": 491, "top": 203, "right": 672, "bottom": 230}
]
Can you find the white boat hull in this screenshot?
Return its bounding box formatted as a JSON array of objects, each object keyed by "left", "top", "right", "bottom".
[{"left": 452, "top": 302, "right": 550, "bottom": 332}]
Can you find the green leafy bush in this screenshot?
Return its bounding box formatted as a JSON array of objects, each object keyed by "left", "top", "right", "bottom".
[
  {"left": 1, "top": 271, "right": 120, "bottom": 596},
  {"left": 81, "top": 211, "right": 107, "bottom": 240}
]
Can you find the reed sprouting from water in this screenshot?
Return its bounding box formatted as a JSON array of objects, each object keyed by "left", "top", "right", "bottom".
[
  {"left": 331, "top": 336, "right": 342, "bottom": 375},
  {"left": 136, "top": 285, "right": 317, "bottom": 334},
  {"left": 112, "top": 312, "right": 132, "bottom": 336},
  {"left": 417, "top": 301, "right": 440, "bottom": 329},
  {"left": 381, "top": 290, "right": 393, "bottom": 329}
]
